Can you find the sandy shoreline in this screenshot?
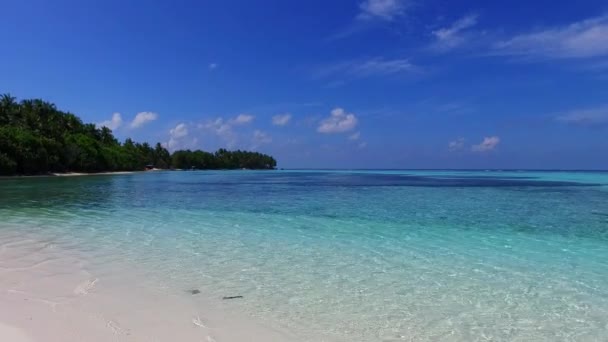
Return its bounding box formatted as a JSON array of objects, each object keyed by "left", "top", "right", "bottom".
[
  {"left": 51, "top": 171, "right": 138, "bottom": 177},
  {"left": 0, "top": 231, "right": 303, "bottom": 342},
  {"left": 0, "top": 171, "right": 140, "bottom": 179}
]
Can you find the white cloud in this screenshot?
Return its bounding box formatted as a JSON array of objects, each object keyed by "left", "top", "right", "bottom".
[
  {"left": 351, "top": 58, "right": 417, "bottom": 76},
  {"left": 170, "top": 123, "right": 188, "bottom": 139},
  {"left": 209, "top": 63, "right": 218, "bottom": 70},
  {"left": 349, "top": 132, "right": 361, "bottom": 140},
  {"left": 358, "top": 141, "right": 368, "bottom": 148},
  {"left": 432, "top": 14, "right": 479, "bottom": 51},
  {"left": 201, "top": 118, "right": 235, "bottom": 145},
  {"left": 556, "top": 106, "right": 608, "bottom": 127},
  {"left": 251, "top": 130, "right": 272, "bottom": 149},
  {"left": 471, "top": 136, "right": 500, "bottom": 152},
  {"left": 231, "top": 114, "right": 255, "bottom": 125},
  {"left": 272, "top": 113, "right": 292, "bottom": 126},
  {"left": 130, "top": 112, "right": 158, "bottom": 128},
  {"left": 328, "top": 0, "right": 410, "bottom": 40},
  {"left": 200, "top": 114, "right": 255, "bottom": 148},
  {"left": 318, "top": 108, "right": 359, "bottom": 133},
  {"left": 358, "top": 0, "right": 409, "bottom": 21},
  {"left": 493, "top": 15, "right": 608, "bottom": 59},
  {"left": 448, "top": 137, "right": 465, "bottom": 151},
  {"left": 315, "top": 57, "right": 419, "bottom": 80},
  {"left": 97, "top": 112, "right": 122, "bottom": 130},
  {"left": 165, "top": 123, "right": 197, "bottom": 151}
]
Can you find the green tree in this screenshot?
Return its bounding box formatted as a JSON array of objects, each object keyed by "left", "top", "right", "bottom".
[
  {"left": 0, "top": 152, "right": 17, "bottom": 175},
  {"left": 0, "top": 94, "right": 278, "bottom": 175}
]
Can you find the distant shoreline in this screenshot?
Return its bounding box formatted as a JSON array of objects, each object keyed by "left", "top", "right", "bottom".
[
  {"left": 51, "top": 171, "right": 138, "bottom": 177},
  {"left": 0, "top": 169, "right": 279, "bottom": 179},
  {"left": 0, "top": 171, "right": 140, "bottom": 179}
]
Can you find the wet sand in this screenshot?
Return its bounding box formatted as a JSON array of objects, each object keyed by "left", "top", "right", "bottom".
[{"left": 0, "top": 233, "right": 300, "bottom": 342}]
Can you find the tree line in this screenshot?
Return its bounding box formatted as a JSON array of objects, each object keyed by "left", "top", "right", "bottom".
[{"left": 0, "top": 94, "right": 277, "bottom": 175}]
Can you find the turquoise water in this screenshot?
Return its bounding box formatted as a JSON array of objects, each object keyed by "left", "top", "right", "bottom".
[{"left": 2, "top": 170, "right": 608, "bottom": 341}]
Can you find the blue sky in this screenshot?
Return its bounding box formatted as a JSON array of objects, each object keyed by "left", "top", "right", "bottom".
[{"left": 1, "top": 0, "right": 608, "bottom": 169}]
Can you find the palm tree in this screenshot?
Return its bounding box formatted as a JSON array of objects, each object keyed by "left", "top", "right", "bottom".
[
  {"left": 0, "top": 94, "right": 18, "bottom": 125},
  {"left": 100, "top": 127, "right": 116, "bottom": 145}
]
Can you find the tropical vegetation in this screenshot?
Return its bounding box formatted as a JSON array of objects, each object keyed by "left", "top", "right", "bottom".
[{"left": 0, "top": 94, "right": 276, "bottom": 175}]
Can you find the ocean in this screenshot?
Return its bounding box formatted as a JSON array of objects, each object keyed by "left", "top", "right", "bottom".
[{"left": 1, "top": 170, "right": 608, "bottom": 341}]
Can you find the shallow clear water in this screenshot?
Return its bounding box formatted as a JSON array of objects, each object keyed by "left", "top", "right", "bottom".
[{"left": 2, "top": 170, "right": 608, "bottom": 341}]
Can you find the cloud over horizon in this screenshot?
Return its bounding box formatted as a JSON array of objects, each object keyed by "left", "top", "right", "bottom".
[
  {"left": 556, "top": 106, "right": 608, "bottom": 127},
  {"left": 130, "top": 112, "right": 158, "bottom": 129},
  {"left": 97, "top": 112, "right": 123, "bottom": 131},
  {"left": 165, "top": 123, "right": 197, "bottom": 151},
  {"left": 318, "top": 108, "right": 359, "bottom": 133},
  {"left": 272, "top": 113, "right": 292, "bottom": 126},
  {"left": 200, "top": 114, "right": 256, "bottom": 149},
  {"left": 251, "top": 130, "right": 272, "bottom": 149},
  {"left": 448, "top": 137, "right": 466, "bottom": 151},
  {"left": 472, "top": 136, "right": 500, "bottom": 152}
]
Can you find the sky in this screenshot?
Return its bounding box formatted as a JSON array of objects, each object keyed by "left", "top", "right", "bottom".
[{"left": 1, "top": 0, "right": 608, "bottom": 169}]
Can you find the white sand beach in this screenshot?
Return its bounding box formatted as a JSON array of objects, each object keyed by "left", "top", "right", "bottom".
[
  {"left": 51, "top": 171, "right": 137, "bottom": 177},
  {"left": 0, "top": 232, "right": 300, "bottom": 342},
  {"left": 0, "top": 323, "right": 32, "bottom": 342}
]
